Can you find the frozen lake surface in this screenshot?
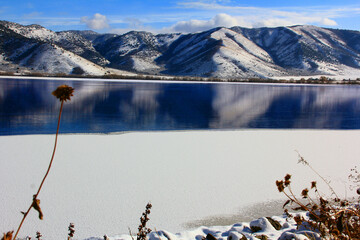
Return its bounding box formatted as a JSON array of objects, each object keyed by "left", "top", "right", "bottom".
[{"left": 1, "top": 130, "right": 359, "bottom": 239}]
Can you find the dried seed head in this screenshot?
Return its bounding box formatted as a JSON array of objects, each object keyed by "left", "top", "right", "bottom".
[
  {"left": 52, "top": 85, "right": 74, "bottom": 102},
  {"left": 284, "top": 174, "right": 291, "bottom": 187},
  {"left": 276, "top": 180, "right": 285, "bottom": 192},
  {"left": 311, "top": 181, "right": 317, "bottom": 189},
  {"left": 284, "top": 174, "right": 291, "bottom": 181},
  {"left": 301, "top": 188, "right": 309, "bottom": 198},
  {"left": 293, "top": 215, "right": 303, "bottom": 225}
]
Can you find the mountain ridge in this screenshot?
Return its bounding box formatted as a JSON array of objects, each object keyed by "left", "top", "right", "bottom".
[{"left": 1, "top": 20, "right": 360, "bottom": 79}]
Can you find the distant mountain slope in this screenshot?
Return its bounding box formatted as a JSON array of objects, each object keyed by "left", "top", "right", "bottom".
[
  {"left": 0, "top": 21, "right": 109, "bottom": 75},
  {"left": 232, "top": 25, "right": 360, "bottom": 76},
  {"left": 94, "top": 31, "right": 181, "bottom": 73},
  {"left": 1, "top": 20, "right": 360, "bottom": 78},
  {"left": 156, "top": 27, "right": 288, "bottom": 78},
  {"left": 2, "top": 21, "right": 109, "bottom": 66}
]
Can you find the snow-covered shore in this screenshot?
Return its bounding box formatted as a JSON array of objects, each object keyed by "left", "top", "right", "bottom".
[
  {"left": 1, "top": 130, "right": 359, "bottom": 239},
  {"left": 102, "top": 211, "right": 319, "bottom": 240}
]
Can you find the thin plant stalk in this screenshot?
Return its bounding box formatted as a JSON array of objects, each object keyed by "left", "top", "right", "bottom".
[
  {"left": 12, "top": 85, "right": 74, "bottom": 240},
  {"left": 35, "top": 100, "right": 63, "bottom": 197},
  {"left": 13, "top": 100, "right": 64, "bottom": 240}
]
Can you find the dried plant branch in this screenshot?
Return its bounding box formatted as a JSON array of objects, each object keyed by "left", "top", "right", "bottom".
[
  {"left": 296, "top": 150, "right": 340, "bottom": 199},
  {"left": 276, "top": 170, "right": 360, "bottom": 238},
  {"left": 35, "top": 232, "right": 42, "bottom": 240},
  {"left": 137, "top": 203, "right": 152, "bottom": 240},
  {"left": 128, "top": 227, "right": 135, "bottom": 240},
  {"left": 67, "top": 223, "right": 75, "bottom": 240}
]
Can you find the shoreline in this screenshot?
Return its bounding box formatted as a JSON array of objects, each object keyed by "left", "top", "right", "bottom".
[
  {"left": 1, "top": 74, "right": 360, "bottom": 86},
  {"left": 2, "top": 127, "right": 359, "bottom": 137}
]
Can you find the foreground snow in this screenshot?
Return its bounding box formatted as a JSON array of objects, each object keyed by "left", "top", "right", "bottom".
[
  {"left": 94, "top": 211, "right": 320, "bottom": 240},
  {"left": 1, "top": 130, "right": 359, "bottom": 239}
]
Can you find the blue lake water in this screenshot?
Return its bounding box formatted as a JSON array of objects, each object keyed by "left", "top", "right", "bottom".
[{"left": 1, "top": 77, "right": 360, "bottom": 135}]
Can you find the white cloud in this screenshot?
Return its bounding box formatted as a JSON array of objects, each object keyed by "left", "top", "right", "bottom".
[
  {"left": 76, "top": 7, "right": 340, "bottom": 34},
  {"left": 165, "top": 8, "right": 340, "bottom": 33},
  {"left": 212, "top": 13, "right": 238, "bottom": 27},
  {"left": 320, "top": 17, "right": 337, "bottom": 26},
  {"left": 168, "top": 13, "right": 249, "bottom": 33},
  {"left": 165, "top": 1, "right": 356, "bottom": 32},
  {"left": 81, "top": 13, "right": 109, "bottom": 30}
]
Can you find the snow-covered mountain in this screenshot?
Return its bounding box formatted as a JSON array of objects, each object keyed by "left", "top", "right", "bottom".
[
  {"left": 0, "top": 21, "right": 111, "bottom": 75},
  {"left": 94, "top": 31, "right": 181, "bottom": 73},
  {"left": 232, "top": 25, "right": 360, "bottom": 77},
  {"left": 1, "top": 20, "right": 360, "bottom": 78}
]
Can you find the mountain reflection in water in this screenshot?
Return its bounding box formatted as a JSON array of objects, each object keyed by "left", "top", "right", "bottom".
[{"left": 1, "top": 78, "right": 360, "bottom": 135}]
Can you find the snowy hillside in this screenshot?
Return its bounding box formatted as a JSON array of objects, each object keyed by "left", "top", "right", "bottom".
[
  {"left": 95, "top": 31, "right": 181, "bottom": 73},
  {"left": 17, "top": 44, "right": 108, "bottom": 75},
  {"left": 0, "top": 21, "right": 111, "bottom": 75},
  {"left": 1, "top": 20, "right": 360, "bottom": 79},
  {"left": 233, "top": 25, "right": 360, "bottom": 78}
]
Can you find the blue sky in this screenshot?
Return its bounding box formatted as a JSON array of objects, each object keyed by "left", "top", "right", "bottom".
[{"left": 1, "top": 0, "right": 360, "bottom": 33}]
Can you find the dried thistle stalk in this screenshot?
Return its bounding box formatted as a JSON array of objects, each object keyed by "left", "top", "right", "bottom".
[{"left": 12, "top": 85, "right": 74, "bottom": 240}]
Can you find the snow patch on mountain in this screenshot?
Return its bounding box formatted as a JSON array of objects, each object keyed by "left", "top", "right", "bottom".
[
  {"left": 5, "top": 22, "right": 57, "bottom": 41},
  {"left": 209, "top": 28, "right": 287, "bottom": 78},
  {"left": 18, "top": 44, "right": 107, "bottom": 75},
  {"left": 290, "top": 25, "right": 346, "bottom": 48},
  {"left": 132, "top": 57, "right": 161, "bottom": 72}
]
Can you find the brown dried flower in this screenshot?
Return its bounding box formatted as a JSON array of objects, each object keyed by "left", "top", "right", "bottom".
[
  {"left": 52, "top": 85, "right": 74, "bottom": 102},
  {"left": 311, "top": 181, "right": 317, "bottom": 189},
  {"left": 276, "top": 180, "right": 285, "bottom": 192},
  {"left": 301, "top": 188, "right": 309, "bottom": 198},
  {"left": 284, "top": 174, "right": 291, "bottom": 186}
]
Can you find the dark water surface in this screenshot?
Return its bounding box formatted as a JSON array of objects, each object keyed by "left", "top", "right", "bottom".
[{"left": 1, "top": 78, "right": 360, "bottom": 135}]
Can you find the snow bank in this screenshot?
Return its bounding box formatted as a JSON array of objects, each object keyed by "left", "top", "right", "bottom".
[{"left": 1, "top": 130, "right": 359, "bottom": 239}]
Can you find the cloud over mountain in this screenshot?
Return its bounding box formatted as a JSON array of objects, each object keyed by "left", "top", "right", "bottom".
[
  {"left": 169, "top": 13, "right": 242, "bottom": 33},
  {"left": 81, "top": 13, "right": 110, "bottom": 30},
  {"left": 166, "top": 10, "right": 339, "bottom": 33}
]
